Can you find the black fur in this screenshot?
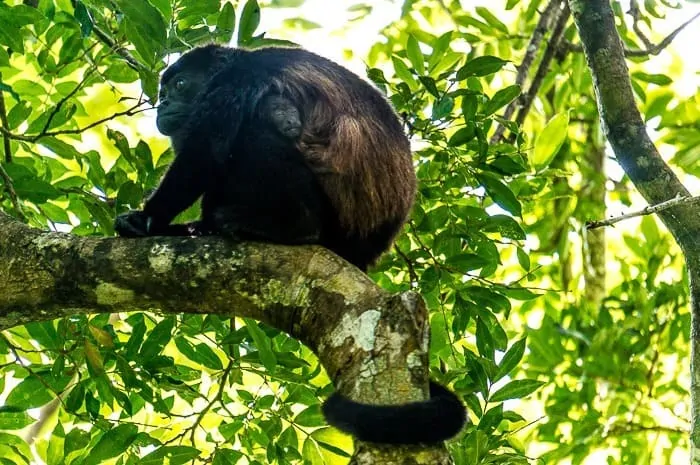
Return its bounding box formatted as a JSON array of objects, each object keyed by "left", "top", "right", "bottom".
[
  {"left": 322, "top": 382, "right": 466, "bottom": 444},
  {"left": 115, "top": 44, "right": 466, "bottom": 445}
]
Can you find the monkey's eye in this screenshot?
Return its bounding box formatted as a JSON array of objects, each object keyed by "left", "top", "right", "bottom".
[{"left": 174, "top": 77, "right": 187, "bottom": 91}]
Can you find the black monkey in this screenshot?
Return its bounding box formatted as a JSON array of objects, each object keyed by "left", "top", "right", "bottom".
[{"left": 115, "top": 44, "right": 466, "bottom": 444}]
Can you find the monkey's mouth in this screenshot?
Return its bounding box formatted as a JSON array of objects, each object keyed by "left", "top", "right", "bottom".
[{"left": 155, "top": 112, "right": 188, "bottom": 135}]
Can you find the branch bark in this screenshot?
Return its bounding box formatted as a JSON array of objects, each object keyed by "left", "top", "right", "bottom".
[
  {"left": 490, "top": 0, "right": 561, "bottom": 144},
  {"left": 568, "top": 2, "right": 700, "bottom": 463},
  {"left": 567, "top": 0, "right": 700, "bottom": 241},
  {"left": 0, "top": 211, "right": 454, "bottom": 464}
]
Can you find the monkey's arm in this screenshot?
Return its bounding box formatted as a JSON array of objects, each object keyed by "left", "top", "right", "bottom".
[{"left": 114, "top": 148, "right": 213, "bottom": 237}]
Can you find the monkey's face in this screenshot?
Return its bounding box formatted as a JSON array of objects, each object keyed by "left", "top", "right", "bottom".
[{"left": 156, "top": 71, "right": 207, "bottom": 136}]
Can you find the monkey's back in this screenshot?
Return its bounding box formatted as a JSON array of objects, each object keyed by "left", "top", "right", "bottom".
[{"left": 248, "top": 47, "right": 417, "bottom": 265}]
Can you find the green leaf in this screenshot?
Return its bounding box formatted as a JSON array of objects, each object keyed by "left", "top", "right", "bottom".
[
  {"left": 456, "top": 56, "right": 508, "bottom": 80},
  {"left": 484, "top": 84, "right": 520, "bottom": 116},
  {"left": 431, "top": 95, "right": 454, "bottom": 120},
  {"left": 0, "top": 17, "right": 24, "bottom": 53},
  {"left": 64, "top": 427, "right": 90, "bottom": 456},
  {"left": 215, "top": 2, "right": 236, "bottom": 43},
  {"left": 406, "top": 35, "right": 425, "bottom": 75},
  {"left": 237, "top": 0, "right": 260, "bottom": 45},
  {"left": 147, "top": 0, "right": 173, "bottom": 20},
  {"left": 490, "top": 379, "right": 544, "bottom": 402},
  {"left": 124, "top": 19, "right": 157, "bottom": 66},
  {"left": 0, "top": 433, "right": 31, "bottom": 462},
  {"left": 174, "top": 337, "right": 224, "bottom": 370},
  {"left": 391, "top": 56, "right": 417, "bottom": 89},
  {"left": 73, "top": 2, "right": 93, "bottom": 37},
  {"left": 12, "top": 178, "right": 61, "bottom": 203},
  {"left": 0, "top": 411, "right": 34, "bottom": 430},
  {"left": 39, "top": 137, "right": 83, "bottom": 159},
  {"left": 112, "top": 0, "right": 166, "bottom": 43},
  {"left": 465, "top": 352, "right": 490, "bottom": 394},
  {"left": 6, "top": 101, "right": 32, "bottom": 129},
  {"left": 0, "top": 4, "right": 44, "bottom": 26},
  {"left": 294, "top": 405, "right": 325, "bottom": 427},
  {"left": 532, "top": 112, "right": 569, "bottom": 171},
  {"left": 475, "top": 7, "right": 509, "bottom": 34},
  {"left": 84, "top": 424, "right": 138, "bottom": 465},
  {"left": 461, "top": 93, "right": 478, "bottom": 121},
  {"left": 24, "top": 321, "right": 59, "bottom": 349},
  {"left": 476, "top": 317, "right": 494, "bottom": 359},
  {"left": 139, "top": 317, "right": 175, "bottom": 360},
  {"left": 418, "top": 76, "right": 439, "bottom": 98},
  {"left": 244, "top": 319, "right": 277, "bottom": 372},
  {"left": 213, "top": 449, "right": 244, "bottom": 465},
  {"left": 428, "top": 31, "right": 452, "bottom": 71},
  {"left": 495, "top": 338, "right": 526, "bottom": 381},
  {"left": 0, "top": 82, "right": 20, "bottom": 103},
  {"left": 632, "top": 72, "right": 672, "bottom": 86},
  {"left": 448, "top": 126, "right": 476, "bottom": 146},
  {"left": 446, "top": 253, "right": 491, "bottom": 272},
  {"left": 141, "top": 446, "right": 200, "bottom": 465},
  {"left": 516, "top": 247, "right": 530, "bottom": 271},
  {"left": 6, "top": 376, "right": 59, "bottom": 409},
  {"left": 302, "top": 436, "right": 324, "bottom": 465},
  {"left": 475, "top": 173, "right": 522, "bottom": 216},
  {"left": 482, "top": 214, "right": 526, "bottom": 240},
  {"left": 478, "top": 404, "right": 503, "bottom": 433}
]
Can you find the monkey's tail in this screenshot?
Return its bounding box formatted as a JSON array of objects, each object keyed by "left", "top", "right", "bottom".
[{"left": 321, "top": 381, "right": 467, "bottom": 445}]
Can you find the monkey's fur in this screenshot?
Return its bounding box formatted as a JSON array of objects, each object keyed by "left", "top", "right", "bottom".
[{"left": 115, "top": 44, "right": 465, "bottom": 444}]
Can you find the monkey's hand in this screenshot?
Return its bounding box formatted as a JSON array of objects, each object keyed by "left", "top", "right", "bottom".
[{"left": 115, "top": 210, "right": 151, "bottom": 237}]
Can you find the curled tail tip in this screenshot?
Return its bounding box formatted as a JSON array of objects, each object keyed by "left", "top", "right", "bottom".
[{"left": 322, "top": 382, "right": 467, "bottom": 445}]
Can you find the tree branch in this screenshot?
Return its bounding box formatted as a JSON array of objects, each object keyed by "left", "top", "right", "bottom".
[
  {"left": 566, "top": 11, "right": 700, "bottom": 57},
  {"left": 92, "top": 25, "right": 142, "bottom": 71},
  {"left": 0, "top": 211, "right": 454, "bottom": 465},
  {"left": 568, "top": 2, "right": 700, "bottom": 462},
  {"left": 491, "top": 0, "right": 561, "bottom": 144},
  {"left": 586, "top": 195, "right": 700, "bottom": 230},
  {"left": 0, "top": 73, "right": 12, "bottom": 163},
  {"left": 0, "top": 102, "right": 150, "bottom": 142},
  {"left": 511, "top": 3, "right": 571, "bottom": 138}
]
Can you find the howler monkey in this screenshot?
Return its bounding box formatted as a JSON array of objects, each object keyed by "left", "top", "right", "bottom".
[{"left": 115, "top": 44, "right": 466, "bottom": 445}]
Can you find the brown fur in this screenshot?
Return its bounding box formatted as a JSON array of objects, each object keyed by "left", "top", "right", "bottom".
[{"left": 271, "top": 62, "right": 416, "bottom": 239}]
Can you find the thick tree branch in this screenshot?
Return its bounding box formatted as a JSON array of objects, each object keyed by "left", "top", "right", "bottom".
[
  {"left": 568, "top": 2, "right": 700, "bottom": 463},
  {"left": 568, "top": 0, "right": 700, "bottom": 248},
  {"left": 0, "top": 211, "right": 455, "bottom": 465}
]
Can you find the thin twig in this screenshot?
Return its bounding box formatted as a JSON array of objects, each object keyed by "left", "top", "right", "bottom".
[
  {"left": 0, "top": 102, "right": 151, "bottom": 142},
  {"left": 510, "top": 4, "right": 571, "bottom": 139},
  {"left": 394, "top": 244, "right": 418, "bottom": 284},
  {"left": 0, "top": 74, "right": 11, "bottom": 163},
  {"left": 490, "top": 0, "right": 561, "bottom": 144},
  {"left": 92, "top": 25, "right": 142, "bottom": 71},
  {"left": 628, "top": 0, "right": 654, "bottom": 49},
  {"left": 567, "top": 11, "right": 700, "bottom": 57},
  {"left": 0, "top": 162, "right": 22, "bottom": 217},
  {"left": 586, "top": 195, "right": 700, "bottom": 230},
  {"left": 39, "top": 67, "right": 98, "bottom": 136}
]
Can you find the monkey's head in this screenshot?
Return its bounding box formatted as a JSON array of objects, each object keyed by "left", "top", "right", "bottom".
[{"left": 156, "top": 45, "right": 237, "bottom": 136}]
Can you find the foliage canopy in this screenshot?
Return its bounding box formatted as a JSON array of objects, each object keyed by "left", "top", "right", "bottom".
[{"left": 0, "top": 0, "right": 697, "bottom": 464}]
